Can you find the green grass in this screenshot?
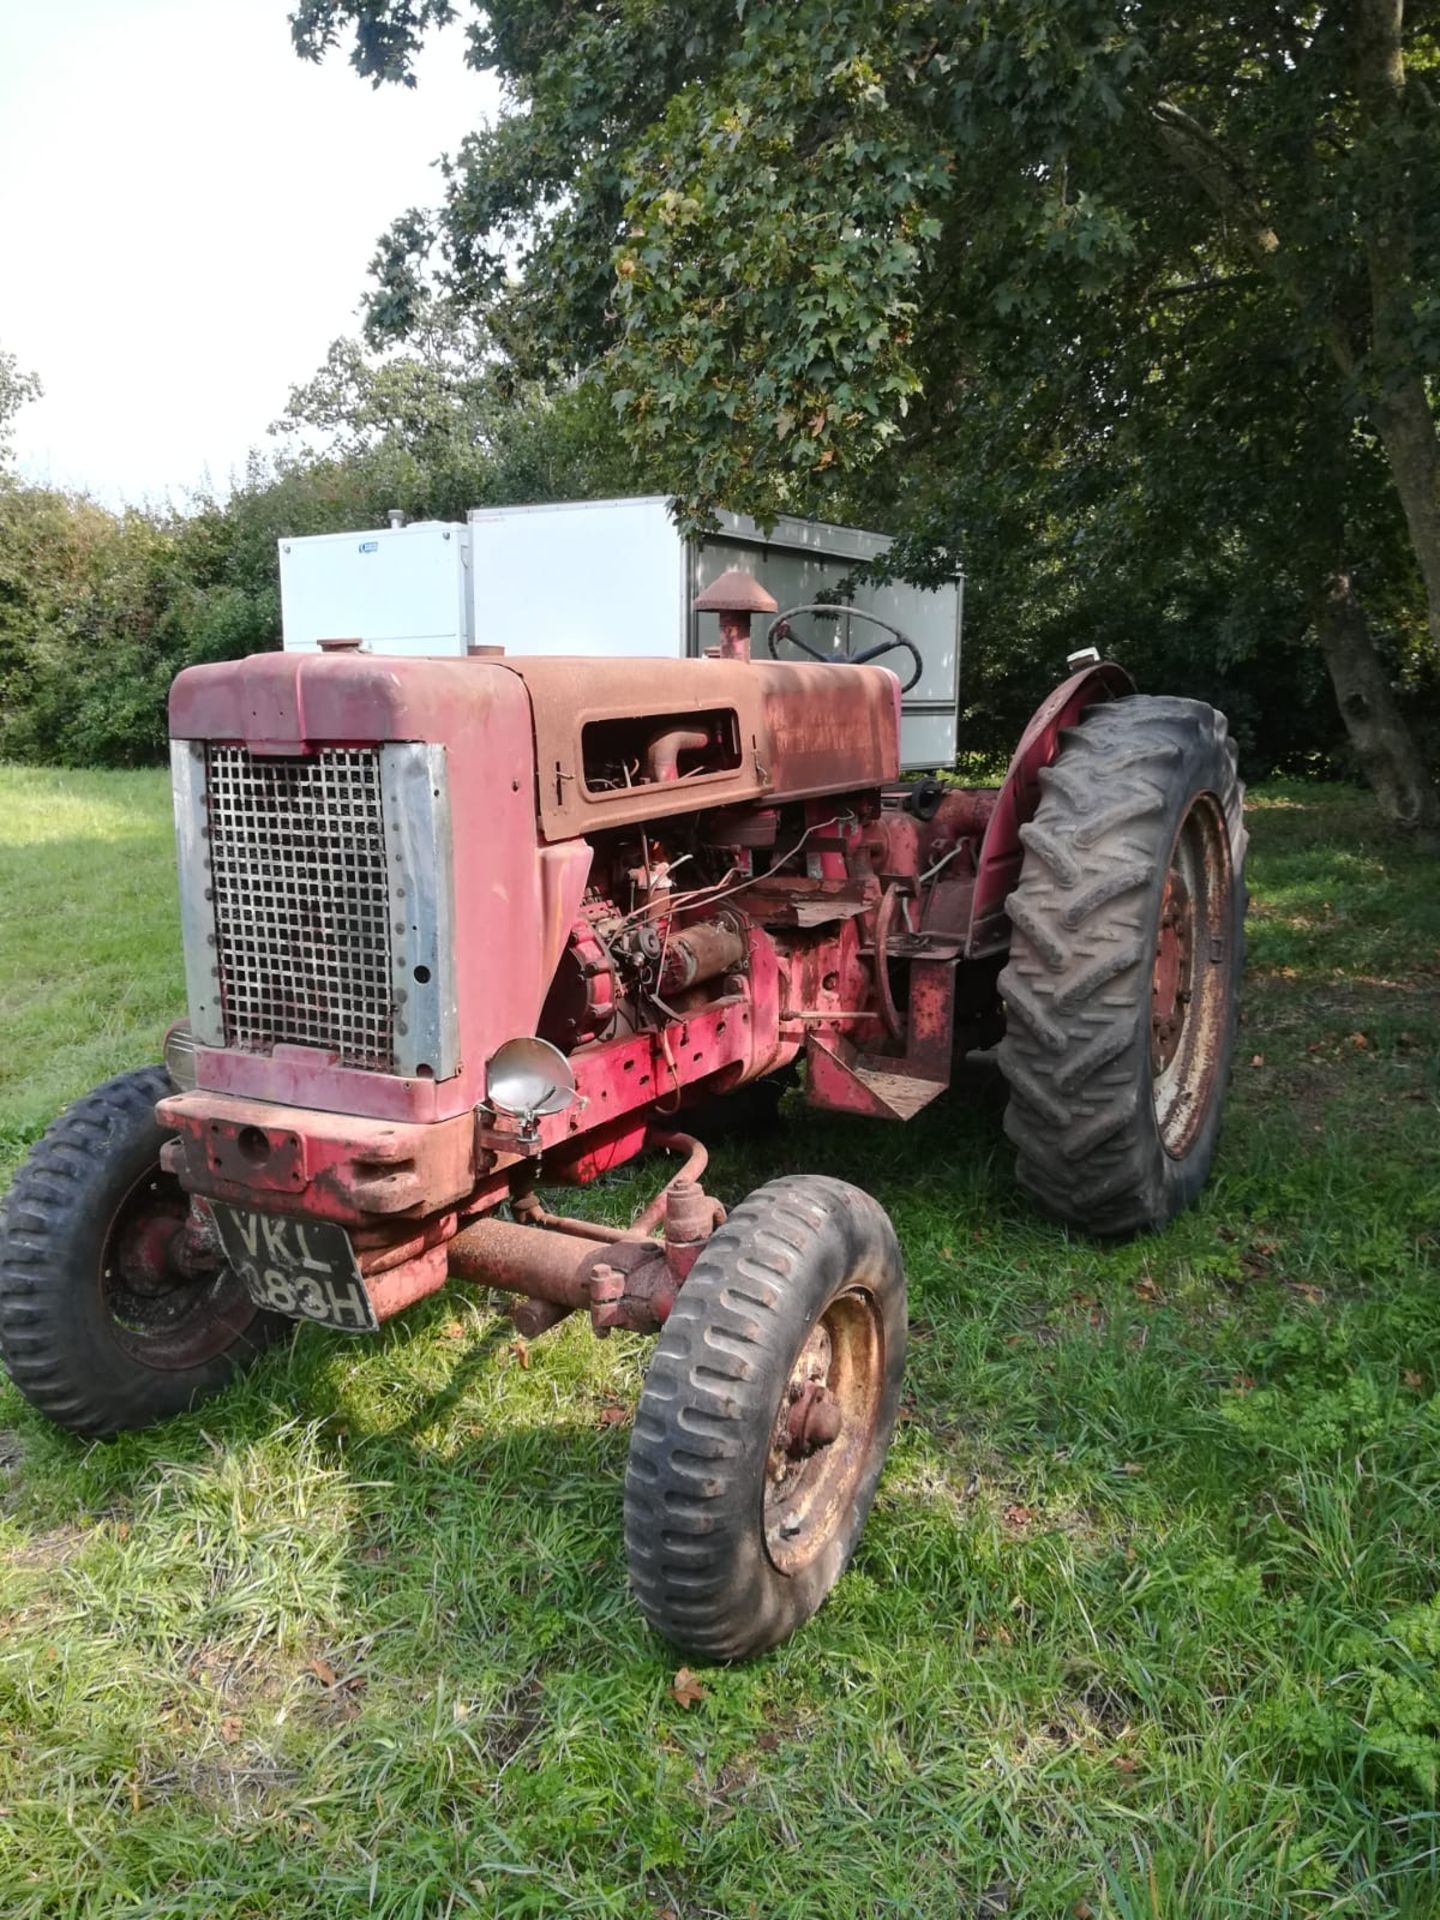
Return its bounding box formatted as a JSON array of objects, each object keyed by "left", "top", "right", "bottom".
[{"left": 1, "top": 768, "right": 1439, "bottom": 1918}]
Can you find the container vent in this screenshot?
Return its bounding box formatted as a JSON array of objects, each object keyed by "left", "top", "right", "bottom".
[{"left": 204, "top": 746, "right": 395, "bottom": 1071}]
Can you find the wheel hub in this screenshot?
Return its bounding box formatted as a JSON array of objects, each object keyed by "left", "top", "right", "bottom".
[
  {"left": 784, "top": 1376, "right": 844, "bottom": 1456},
  {"left": 763, "top": 1289, "right": 883, "bottom": 1574},
  {"left": 1150, "top": 868, "right": 1194, "bottom": 1073},
  {"left": 1149, "top": 792, "right": 1234, "bottom": 1160},
  {"left": 103, "top": 1175, "right": 253, "bottom": 1370}
]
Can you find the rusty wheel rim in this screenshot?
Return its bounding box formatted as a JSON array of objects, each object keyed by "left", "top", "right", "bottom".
[
  {"left": 764, "top": 1287, "right": 884, "bottom": 1575},
  {"left": 1151, "top": 792, "right": 1233, "bottom": 1159},
  {"left": 102, "top": 1168, "right": 257, "bottom": 1370}
]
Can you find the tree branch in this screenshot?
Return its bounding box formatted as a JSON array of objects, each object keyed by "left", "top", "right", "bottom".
[{"left": 1150, "top": 98, "right": 1357, "bottom": 377}]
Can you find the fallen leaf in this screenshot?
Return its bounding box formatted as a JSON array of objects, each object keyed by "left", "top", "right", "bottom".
[
  {"left": 440, "top": 1320, "right": 466, "bottom": 1341},
  {"left": 1110, "top": 1752, "right": 1139, "bottom": 1774},
  {"left": 1003, "top": 1503, "right": 1034, "bottom": 1530},
  {"left": 1289, "top": 1280, "right": 1325, "bottom": 1305},
  {"left": 1074, "top": 1903, "right": 1095, "bottom": 1919},
  {"left": 1348, "top": 1031, "right": 1369, "bottom": 1049},
  {"left": 508, "top": 1339, "right": 531, "bottom": 1370},
  {"left": 1133, "top": 1275, "right": 1162, "bottom": 1304},
  {"left": 220, "top": 1715, "right": 243, "bottom": 1745},
  {"left": 308, "top": 1656, "right": 338, "bottom": 1688},
  {"left": 669, "top": 1667, "right": 707, "bottom": 1710},
  {"left": 1403, "top": 1369, "right": 1425, "bottom": 1391},
  {"left": 114, "top": 1521, "right": 130, "bottom": 1542},
  {"left": 598, "top": 1405, "right": 630, "bottom": 1428},
  {"left": 1230, "top": 1373, "right": 1256, "bottom": 1395},
  {"left": 1119, "top": 1461, "right": 1144, "bottom": 1476}
]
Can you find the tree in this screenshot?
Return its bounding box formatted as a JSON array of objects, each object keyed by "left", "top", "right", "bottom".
[
  {"left": 271, "top": 302, "right": 639, "bottom": 511},
  {"left": 0, "top": 347, "right": 40, "bottom": 468},
  {"left": 292, "top": 1, "right": 1440, "bottom": 826}
]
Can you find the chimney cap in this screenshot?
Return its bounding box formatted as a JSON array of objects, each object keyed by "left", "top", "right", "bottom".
[{"left": 692, "top": 568, "right": 778, "bottom": 616}]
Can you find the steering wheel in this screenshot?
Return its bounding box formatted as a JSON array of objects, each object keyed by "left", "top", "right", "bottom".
[{"left": 765, "top": 603, "right": 924, "bottom": 695}]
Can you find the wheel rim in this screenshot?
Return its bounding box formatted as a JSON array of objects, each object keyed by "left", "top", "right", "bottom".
[
  {"left": 1151, "top": 792, "right": 1233, "bottom": 1159},
  {"left": 101, "top": 1167, "right": 257, "bottom": 1370},
  {"left": 764, "top": 1286, "right": 885, "bottom": 1575}
]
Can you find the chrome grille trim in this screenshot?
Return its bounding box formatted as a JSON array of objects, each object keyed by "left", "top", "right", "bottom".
[
  {"left": 170, "top": 740, "right": 223, "bottom": 1047},
  {"left": 205, "top": 746, "right": 395, "bottom": 1070},
  {"left": 381, "top": 743, "right": 460, "bottom": 1081}
]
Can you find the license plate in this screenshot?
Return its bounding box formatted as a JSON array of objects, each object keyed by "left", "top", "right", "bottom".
[{"left": 212, "top": 1205, "right": 379, "bottom": 1334}]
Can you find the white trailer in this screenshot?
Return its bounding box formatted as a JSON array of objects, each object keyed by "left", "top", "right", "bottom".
[{"left": 278, "top": 496, "right": 962, "bottom": 771}]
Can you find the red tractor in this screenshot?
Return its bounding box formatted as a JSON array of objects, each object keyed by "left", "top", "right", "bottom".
[{"left": 0, "top": 570, "right": 1245, "bottom": 1660}]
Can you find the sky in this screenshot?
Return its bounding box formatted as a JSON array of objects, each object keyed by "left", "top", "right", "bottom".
[{"left": 0, "top": 0, "right": 496, "bottom": 505}]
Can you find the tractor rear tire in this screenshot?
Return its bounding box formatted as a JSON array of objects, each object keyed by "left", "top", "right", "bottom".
[
  {"left": 996, "top": 696, "right": 1246, "bottom": 1236},
  {"left": 0, "top": 1067, "right": 283, "bottom": 1437},
  {"left": 625, "top": 1175, "right": 905, "bottom": 1662}
]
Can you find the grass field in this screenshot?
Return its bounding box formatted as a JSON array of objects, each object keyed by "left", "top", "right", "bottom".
[{"left": 1, "top": 764, "right": 1438, "bottom": 1919}]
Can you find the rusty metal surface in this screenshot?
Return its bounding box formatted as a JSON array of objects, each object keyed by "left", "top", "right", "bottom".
[
  {"left": 1151, "top": 868, "right": 1191, "bottom": 1072},
  {"left": 172, "top": 650, "right": 550, "bottom": 1128},
  {"left": 157, "top": 1091, "right": 475, "bottom": 1224},
  {"left": 692, "top": 568, "right": 779, "bottom": 615},
  {"left": 509, "top": 655, "right": 898, "bottom": 841},
  {"left": 764, "top": 1285, "right": 884, "bottom": 1575},
  {"left": 447, "top": 1215, "right": 612, "bottom": 1308},
  {"left": 1152, "top": 792, "right": 1233, "bottom": 1159},
  {"left": 967, "top": 661, "right": 1134, "bottom": 955},
  {"left": 658, "top": 915, "right": 748, "bottom": 994},
  {"left": 366, "top": 1242, "right": 451, "bottom": 1320},
  {"left": 629, "top": 1131, "right": 709, "bottom": 1236}
]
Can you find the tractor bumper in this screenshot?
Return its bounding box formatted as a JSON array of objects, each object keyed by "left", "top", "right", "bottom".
[{"left": 156, "top": 1090, "right": 477, "bottom": 1227}]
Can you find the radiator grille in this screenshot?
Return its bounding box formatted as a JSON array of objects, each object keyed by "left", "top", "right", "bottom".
[{"left": 205, "top": 747, "right": 395, "bottom": 1071}]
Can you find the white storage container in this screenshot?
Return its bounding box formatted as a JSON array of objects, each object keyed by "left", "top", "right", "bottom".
[
  {"left": 278, "top": 498, "right": 963, "bottom": 770},
  {"left": 278, "top": 520, "right": 473, "bottom": 656}
]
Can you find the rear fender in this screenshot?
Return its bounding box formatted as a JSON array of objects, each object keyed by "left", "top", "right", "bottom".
[{"left": 966, "top": 662, "right": 1134, "bottom": 955}]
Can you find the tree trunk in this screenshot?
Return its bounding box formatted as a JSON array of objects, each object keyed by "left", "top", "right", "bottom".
[
  {"left": 1313, "top": 569, "right": 1440, "bottom": 836},
  {"left": 1350, "top": 0, "right": 1440, "bottom": 652},
  {"left": 1370, "top": 373, "right": 1440, "bottom": 652}
]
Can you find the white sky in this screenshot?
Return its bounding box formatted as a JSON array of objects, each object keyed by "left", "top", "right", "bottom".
[{"left": 0, "top": 0, "right": 495, "bottom": 506}]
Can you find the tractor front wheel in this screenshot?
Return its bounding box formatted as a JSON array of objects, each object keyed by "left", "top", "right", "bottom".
[
  {"left": 625, "top": 1175, "right": 905, "bottom": 1662},
  {"left": 997, "top": 695, "right": 1246, "bottom": 1236},
  {"left": 0, "top": 1067, "right": 283, "bottom": 1437}
]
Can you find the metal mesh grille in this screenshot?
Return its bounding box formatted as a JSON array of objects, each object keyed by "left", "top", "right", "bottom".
[{"left": 205, "top": 747, "right": 394, "bottom": 1071}]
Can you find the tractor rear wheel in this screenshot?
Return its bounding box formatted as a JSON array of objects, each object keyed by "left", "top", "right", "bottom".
[
  {"left": 0, "top": 1067, "right": 283, "bottom": 1437},
  {"left": 996, "top": 695, "right": 1246, "bottom": 1236},
  {"left": 625, "top": 1175, "right": 905, "bottom": 1662}
]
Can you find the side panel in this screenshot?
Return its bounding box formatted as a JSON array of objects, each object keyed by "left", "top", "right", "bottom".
[
  {"left": 510, "top": 655, "right": 900, "bottom": 841},
  {"left": 467, "top": 497, "right": 686, "bottom": 658}
]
